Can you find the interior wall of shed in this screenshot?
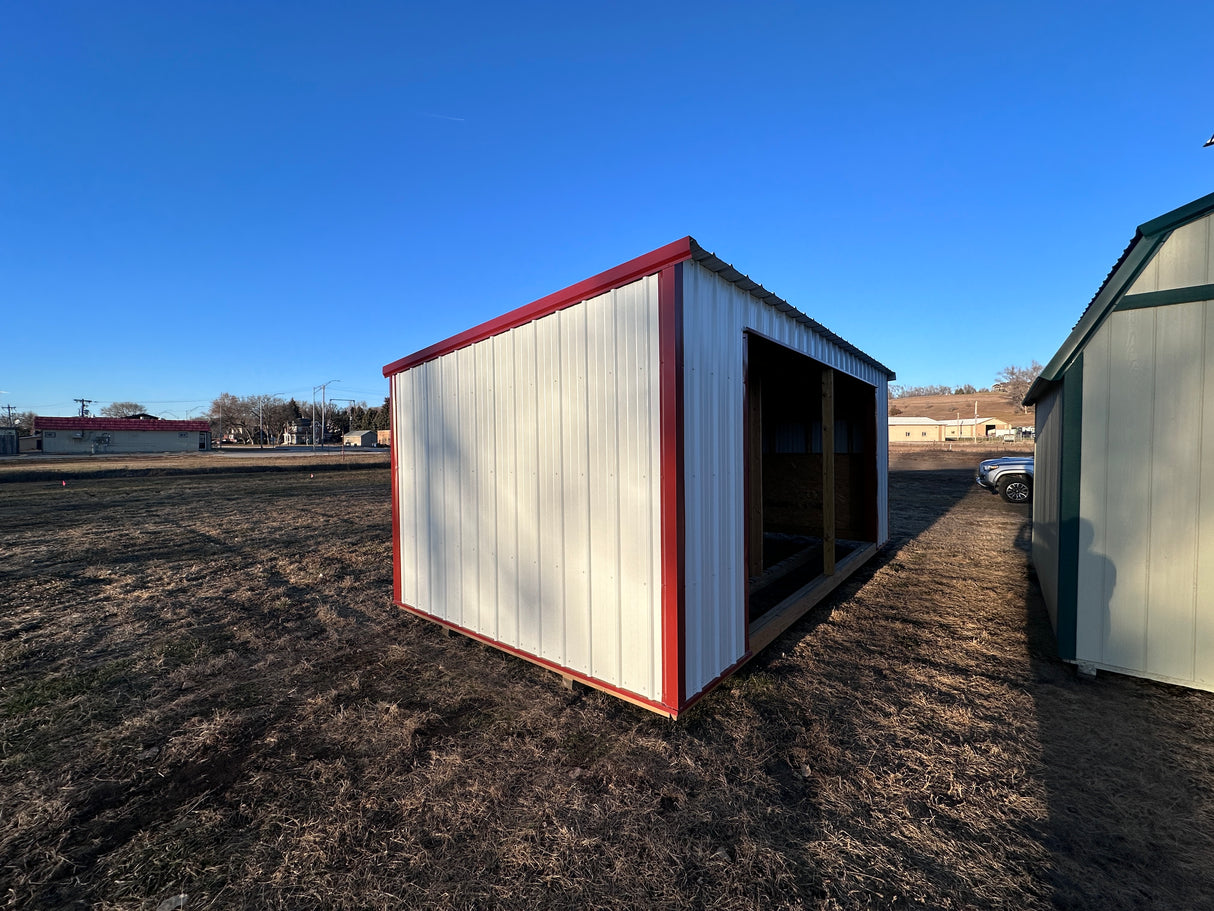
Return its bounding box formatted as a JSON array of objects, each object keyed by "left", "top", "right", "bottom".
[{"left": 745, "top": 334, "right": 878, "bottom": 617}]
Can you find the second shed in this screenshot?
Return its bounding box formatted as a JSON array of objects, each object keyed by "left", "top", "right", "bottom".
[{"left": 1026, "top": 190, "right": 1214, "bottom": 692}]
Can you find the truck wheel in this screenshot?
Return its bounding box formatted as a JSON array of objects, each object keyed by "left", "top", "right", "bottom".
[{"left": 998, "top": 475, "right": 1032, "bottom": 504}]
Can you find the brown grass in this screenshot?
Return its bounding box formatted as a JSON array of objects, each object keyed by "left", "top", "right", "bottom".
[{"left": 2, "top": 452, "right": 1213, "bottom": 909}]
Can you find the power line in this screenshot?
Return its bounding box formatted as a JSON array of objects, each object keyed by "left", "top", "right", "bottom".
[{"left": 74, "top": 398, "right": 94, "bottom": 418}]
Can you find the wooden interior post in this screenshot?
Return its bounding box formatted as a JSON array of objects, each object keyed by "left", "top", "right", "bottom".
[
  {"left": 821, "top": 369, "right": 836, "bottom": 576},
  {"left": 746, "top": 370, "right": 764, "bottom": 578}
]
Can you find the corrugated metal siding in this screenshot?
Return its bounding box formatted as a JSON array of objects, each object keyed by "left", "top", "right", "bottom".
[
  {"left": 1031, "top": 383, "right": 1063, "bottom": 629},
  {"left": 680, "top": 260, "right": 889, "bottom": 698},
  {"left": 1077, "top": 301, "right": 1214, "bottom": 689},
  {"left": 391, "top": 275, "right": 664, "bottom": 700}
]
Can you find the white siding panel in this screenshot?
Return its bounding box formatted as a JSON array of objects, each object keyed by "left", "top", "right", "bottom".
[
  {"left": 680, "top": 260, "right": 889, "bottom": 698},
  {"left": 1146, "top": 302, "right": 1202, "bottom": 680},
  {"left": 1156, "top": 217, "right": 1211, "bottom": 290},
  {"left": 586, "top": 290, "right": 623, "bottom": 684},
  {"left": 493, "top": 331, "right": 518, "bottom": 644},
  {"left": 389, "top": 276, "right": 663, "bottom": 701},
  {"left": 1129, "top": 214, "right": 1214, "bottom": 295},
  {"left": 475, "top": 340, "right": 498, "bottom": 636},
  {"left": 1198, "top": 300, "right": 1214, "bottom": 687},
  {"left": 559, "top": 306, "right": 592, "bottom": 672},
  {"left": 1077, "top": 322, "right": 1110, "bottom": 662},
  {"left": 1102, "top": 309, "right": 1156, "bottom": 671}
]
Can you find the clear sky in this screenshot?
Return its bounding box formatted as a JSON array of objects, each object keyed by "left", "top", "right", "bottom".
[{"left": 3, "top": 1, "right": 1212, "bottom": 418}]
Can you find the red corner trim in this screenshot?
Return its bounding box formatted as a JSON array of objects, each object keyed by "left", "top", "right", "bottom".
[
  {"left": 659, "top": 263, "right": 686, "bottom": 711},
  {"left": 383, "top": 237, "right": 695, "bottom": 377}
]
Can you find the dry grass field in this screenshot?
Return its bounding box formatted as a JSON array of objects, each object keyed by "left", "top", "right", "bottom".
[{"left": 3, "top": 451, "right": 1213, "bottom": 910}]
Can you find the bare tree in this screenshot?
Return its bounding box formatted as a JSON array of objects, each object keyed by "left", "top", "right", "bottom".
[
  {"left": 209, "top": 393, "right": 253, "bottom": 443},
  {"left": 995, "top": 361, "right": 1043, "bottom": 413},
  {"left": 100, "top": 401, "right": 148, "bottom": 418},
  {"left": 12, "top": 411, "right": 36, "bottom": 435}
]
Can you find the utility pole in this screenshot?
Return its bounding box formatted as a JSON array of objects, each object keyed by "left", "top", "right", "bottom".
[
  {"left": 1, "top": 404, "right": 14, "bottom": 426},
  {"left": 312, "top": 379, "right": 338, "bottom": 450},
  {"left": 74, "top": 398, "right": 93, "bottom": 418}
]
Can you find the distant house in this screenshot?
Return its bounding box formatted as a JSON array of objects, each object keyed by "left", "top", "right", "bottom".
[
  {"left": 282, "top": 419, "right": 312, "bottom": 445},
  {"left": 35, "top": 416, "right": 211, "bottom": 454},
  {"left": 343, "top": 429, "right": 376, "bottom": 447}
]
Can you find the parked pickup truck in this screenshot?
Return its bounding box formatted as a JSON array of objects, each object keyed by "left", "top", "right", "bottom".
[{"left": 976, "top": 456, "right": 1033, "bottom": 503}]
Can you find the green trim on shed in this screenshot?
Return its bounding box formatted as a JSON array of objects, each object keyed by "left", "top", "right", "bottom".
[
  {"left": 1137, "top": 190, "right": 1214, "bottom": 237},
  {"left": 1055, "top": 355, "right": 1083, "bottom": 661},
  {"left": 1116, "top": 283, "right": 1214, "bottom": 312}
]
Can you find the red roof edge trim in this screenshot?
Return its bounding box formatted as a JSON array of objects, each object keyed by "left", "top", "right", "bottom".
[
  {"left": 34, "top": 417, "right": 211, "bottom": 432},
  {"left": 383, "top": 236, "right": 695, "bottom": 377}
]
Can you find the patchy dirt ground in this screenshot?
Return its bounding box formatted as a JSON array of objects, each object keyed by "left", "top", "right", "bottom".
[{"left": 2, "top": 452, "right": 1213, "bottom": 910}]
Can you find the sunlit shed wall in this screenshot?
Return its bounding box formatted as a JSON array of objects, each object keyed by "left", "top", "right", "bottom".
[
  {"left": 384, "top": 237, "right": 893, "bottom": 716},
  {"left": 1027, "top": 191, "right": 1214, "bottom": 692}
]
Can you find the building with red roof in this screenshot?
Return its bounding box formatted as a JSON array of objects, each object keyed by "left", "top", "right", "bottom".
[{"left": 34, "top": 416, "right": 211, "bottom": 454}]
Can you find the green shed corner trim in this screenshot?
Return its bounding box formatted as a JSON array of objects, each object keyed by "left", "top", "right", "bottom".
[
  {"left": 1116, "top": 283, "right": 1214, "bottom": 312},
  {"left": 1055, "top": 355, "right": 1083, "bottom": 661}
]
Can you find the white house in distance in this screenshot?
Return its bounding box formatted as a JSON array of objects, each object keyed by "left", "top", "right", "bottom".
[
  {"left": 1026, "top": 190, "right": 1214, "bottom": 693},
  {"left": 383, "top": 236, "right": 894, "bottom": 717},
  {"left": 35, "top": 416, "right": 212, "bottom": 454}
]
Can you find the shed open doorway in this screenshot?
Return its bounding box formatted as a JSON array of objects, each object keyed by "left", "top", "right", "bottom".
[{"left": 745, "top": 333, "right": 879, "bottom": 649}]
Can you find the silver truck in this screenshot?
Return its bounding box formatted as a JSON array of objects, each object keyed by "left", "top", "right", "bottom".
[{"left": 976, "top": 456, "right": 1033, "bottom": 503}]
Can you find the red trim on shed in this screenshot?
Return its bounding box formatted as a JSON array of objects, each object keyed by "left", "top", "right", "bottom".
[
  {"left": 396, "top": 600, "right": 680, "bottom": 718},
  {"left": 659, "top": 263, "right": 686, "bottom": 711},
  {"left": 383, "top": 237, "right": 695, "bottom": 377}
]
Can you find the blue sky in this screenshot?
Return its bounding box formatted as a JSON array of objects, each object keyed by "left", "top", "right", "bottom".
[{"left": 3, "top": 1, "right": 1212, "bottom": 418}]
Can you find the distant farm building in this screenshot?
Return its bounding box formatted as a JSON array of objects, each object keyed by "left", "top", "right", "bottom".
[
  {"left": 343, "top": 430, "right": 377, "bottom": 447},
  {"left": 377, "top": 430, "right": 391, "bottom": 447},
  {"left": 889, "top": 417, "right": 945, "bottom": 442},
  {"left": 383, "top": 237, "right": 894, "bottom": 717},
  {"left": 1027, "top": 190, "right": 1214, "bottom": 693},
  {"left": 888, "top": 416, "right": 1013, "bottom": 441},
  {"left": 35, "top": 417, "right": 211, "bottom": 454},
  {"left": 0, "top": 426, "right": 17, "bottom": 456}
]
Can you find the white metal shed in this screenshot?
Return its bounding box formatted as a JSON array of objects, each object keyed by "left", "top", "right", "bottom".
[
  {"left": 383, "top": 237, "right": 894, "bottom": 716},
  {"left": 1026, "top": 191, "right": 1214, "bottom": 692}
]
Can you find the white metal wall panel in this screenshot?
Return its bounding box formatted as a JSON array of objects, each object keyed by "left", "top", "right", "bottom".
[
  {"left": 1031, "top": 383, "right": 1062, "bottom": 629},
  {"left": 390, "top": 275, "right": 664, "bottom": 701},
  {"left": 680, "top": 260, "right": 890, "bottom": 697}
]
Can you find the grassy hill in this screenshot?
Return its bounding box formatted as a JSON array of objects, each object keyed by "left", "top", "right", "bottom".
[{"left": 888, "top": 391, "right": 1033, "bottom": 427}]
